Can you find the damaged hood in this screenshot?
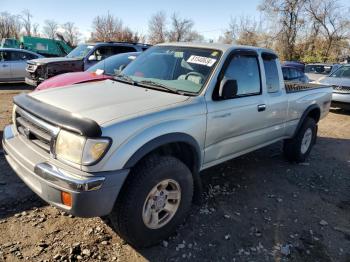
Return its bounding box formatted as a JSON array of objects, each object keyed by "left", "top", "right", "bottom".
[
  {"left": 29, "top": 79, "right": 190, "bottom": 125},
  {"left": 28, "top": 57, "right": 82, "bottom": 65}
]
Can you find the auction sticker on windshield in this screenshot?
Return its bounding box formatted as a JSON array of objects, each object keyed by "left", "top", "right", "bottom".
[{"left": 187, "top": 55, "right": 217, "bottom": 67}]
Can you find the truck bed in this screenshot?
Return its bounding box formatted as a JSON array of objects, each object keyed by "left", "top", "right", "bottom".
[{"left": 285, "top": 82, "right": 330, "bottom": 93}]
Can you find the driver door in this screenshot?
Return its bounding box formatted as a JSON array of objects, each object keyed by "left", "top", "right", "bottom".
[{"left": 204, "top": 51, "right": 268, "bottom": 166}]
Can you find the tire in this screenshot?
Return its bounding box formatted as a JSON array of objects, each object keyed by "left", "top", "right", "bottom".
[
  {"left": 283, "top": 117, "right": 317, "bottom": 163},
  {"left": 109, "top": 155, "right": 194, "bottom": 248}
]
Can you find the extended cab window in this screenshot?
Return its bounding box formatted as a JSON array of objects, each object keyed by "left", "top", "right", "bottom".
[
  {"left": 223, "top": 54, "right": 261, "bottom": 96},
  {"left": 262, "top": 53, "right": 280, "bottom": 93}
]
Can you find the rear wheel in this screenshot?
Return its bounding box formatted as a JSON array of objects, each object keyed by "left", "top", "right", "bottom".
[
  {"left": 283, "top": 117, "right": 317, "bottom": 162},
  {"left": 109, "top": 155, "right": 193, "bottom": 247}
]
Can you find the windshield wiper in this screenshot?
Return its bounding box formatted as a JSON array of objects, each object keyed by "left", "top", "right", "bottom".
[
  {"left": 114, "top": 74, "right": 136, "bottom": 85},
  {"left": 137, "top": 80, "right": 184, "bottom": 95}
]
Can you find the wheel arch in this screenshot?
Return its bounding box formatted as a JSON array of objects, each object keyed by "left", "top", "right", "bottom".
[
  {"left": 293, "top": 104, "right": 320, "bottom": 137},
  {"left": 123, "top": 133, "right": 203, "bottom": 203}
]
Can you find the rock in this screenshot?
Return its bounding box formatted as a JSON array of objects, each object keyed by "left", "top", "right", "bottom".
[
  {"left": 277, "top": 198, "right": 283, "bottom": 203},
  {"left": 177, "top": 243, "right": 185, "bottom": 249},
  {"left": 53, "top": 254, "right": 61, "bottom": 260},
  {"left": 162, "top": 240, "right": 168, "bottom": 248},
  {"left": 82, "top": 248, "right": 91, "bottom": 257},
  {"left": 77, "top": 255, "right": 83, "bottom": 260},
  {"left": 224, "top": 214, "right": 231, "bottom": 219},
  {"left": 101, "top": 241, "right": 109, "bottom": 245},
  {"left": 280, "top": 244, "right": 291, "bottom": 256},
  {"left": 224, "top": 234, "right": 231, "bottom": 240},
  {"left": 21, "top": 211, "right": 27, "bottom": 216},
  {"left": 9, "top": 246, "right": 19, "bottom": 253},
  {"left": 319, "top": 220, "right": 328, "bottom": 226}
]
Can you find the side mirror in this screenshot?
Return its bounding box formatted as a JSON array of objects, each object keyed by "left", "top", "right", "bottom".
[
  {"left": 219, "top": 78, "right": 238, "bottom": 99},
  {"left": 88, "top": 55, "right": 97, "bottom": 61}
]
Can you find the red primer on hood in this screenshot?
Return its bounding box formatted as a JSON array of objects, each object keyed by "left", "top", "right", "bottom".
[{"left": 35, "top": 72, "right": 112, "bottom": 91}]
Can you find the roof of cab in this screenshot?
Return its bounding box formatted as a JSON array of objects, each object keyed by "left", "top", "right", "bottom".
[{"left": 156, "top": 42, "right": 277, "bottom": 55}]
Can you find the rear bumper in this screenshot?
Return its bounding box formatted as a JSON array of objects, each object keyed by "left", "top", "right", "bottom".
[
  {"left": 2, "top": 125, "right": 129, "bottom": 217},
  {"left": 332, "top": 93, "right": 350, "bottom": 109}
]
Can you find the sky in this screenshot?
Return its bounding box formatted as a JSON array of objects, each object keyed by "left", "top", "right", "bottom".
[
  {"left": 1, "top": 0, "right": 262, "bottom": 41},
  {"left": 2, "top": 0, "right": 350, "bottom": 42}
]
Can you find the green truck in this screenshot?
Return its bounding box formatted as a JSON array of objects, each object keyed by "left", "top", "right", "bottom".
[{"left": 1, "top": 36, "right": 73, "bottom": 57}]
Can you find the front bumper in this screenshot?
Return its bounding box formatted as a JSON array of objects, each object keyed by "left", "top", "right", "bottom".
[
  {"left": 2, "top": 125, "right": 129, "bottom": 217},
  {"left": 25, "top": 77, "right": 39, "bottom": 87}
]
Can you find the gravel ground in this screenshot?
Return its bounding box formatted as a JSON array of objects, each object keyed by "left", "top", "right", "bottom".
[{"left": 0, "top": 84, "right": 349, "bottom": 262}]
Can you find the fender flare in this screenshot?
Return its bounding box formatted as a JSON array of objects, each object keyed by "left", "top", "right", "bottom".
[
  {"left": 293, "top": 104, "right": 320, "bottom": 137},
  {"left": 123, "top": 132, "right": 201, "bottom": 170}
]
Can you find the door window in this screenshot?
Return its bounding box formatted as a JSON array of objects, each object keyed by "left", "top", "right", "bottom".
[
  {"left": 262, "top": 54, "right": 280, "bottom": 93},
  {"left": 222, "top": 54, "right": 261, "bottom": 96},
  {"left": 0, "top": 51, "right": 11, "bottom": 61},
  {"left": 11, "top": 51, "right": 37, "bottom": 61}
]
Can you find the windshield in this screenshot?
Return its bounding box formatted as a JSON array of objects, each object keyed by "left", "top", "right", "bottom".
[
  {"left": 305, "top": 64, "right": 332, "bottom": 75},
  {"left": 66, "top": 44, "right": 94, "bottom": 59},
  {"left": 121, "top": 46, "right": 222, "bottom": 94},
  {"left": 329, "top": 65, "right": 350, "bottom": 78},
  {"left": 87, "top": 52, "right": 139, "bottom": 75}
]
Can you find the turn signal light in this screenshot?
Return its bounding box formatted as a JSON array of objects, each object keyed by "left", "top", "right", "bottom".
[{"left": 61, "top": 191, "right": 72, "bottom": 207}]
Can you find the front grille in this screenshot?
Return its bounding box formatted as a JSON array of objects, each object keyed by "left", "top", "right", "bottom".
[
  {"left": 15, "top": 107, "right": 60, "bottom": 153},
  {"left": 332, "top": 85, "right": 350, "bottom": 94}
]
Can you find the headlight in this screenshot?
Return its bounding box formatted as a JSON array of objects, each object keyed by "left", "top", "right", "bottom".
[{"left": 55, "top": 130, "right": 110, "bottom": 165}]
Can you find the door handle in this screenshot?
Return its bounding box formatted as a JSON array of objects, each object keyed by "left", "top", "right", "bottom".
[{"left": 257, "top": 104, "right": 266, "bottom": 112}]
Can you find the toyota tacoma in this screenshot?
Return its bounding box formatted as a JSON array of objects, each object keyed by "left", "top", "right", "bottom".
[{"left": 3, "top": 42, "right": 332, "bottom": 247}]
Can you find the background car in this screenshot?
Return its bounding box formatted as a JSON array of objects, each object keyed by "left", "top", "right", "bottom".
[
  {"left": 318, "top": 64, "right": 350, "bottom": 110},
  {"left": 305, "top": 63, "right": 333, "bottom": 82},
  {"left": 26, "top": 42, "right": 150, "bottom": 87},
  {"left": 0, "top": 48, "right": 43, "bottom": 83},
  {"left": 282, "top": 65, "right": 310, "bottom": 83},
  {"left": 283, "top": 61, "right": 305, "bottom": 72},
  {"left": 35, "top": 52, "right": 140, "bottom": 91}
]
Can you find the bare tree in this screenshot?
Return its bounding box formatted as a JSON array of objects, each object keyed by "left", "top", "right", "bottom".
[
  {"left": 259, "top": 0, "right": 306, "bottom": 60},
  {"left": 62, "top": 22, "right": 80, "bottom": 46},
  {"left": 167, "top": 13, "right": 202, "bottom": 42},
  {"left": 32, "top": 23, "right": 40, "bottom": 37},
  {"left": 0, "top": 12, "right": 21, "bottom": 39},
  {"left": 43, "top": 19, "right": 58, "bottom": 39},
  {"left": 305, "top": 0, "right": 350, "bottom": 61},
  {"left": 148, "top": 11, "right": 167, "bottom": 44},
  {"left": 90, "top": 13, "right": 123, "bottom": 42},
  {"left": 219, "top": 16, "right": 272, "bottom": 47},
  {"left": 90, "top": 13, "right": 142, "bottom": 42},
  {"left": 21, "top": 9, "right": 33, "bottom": 36}
]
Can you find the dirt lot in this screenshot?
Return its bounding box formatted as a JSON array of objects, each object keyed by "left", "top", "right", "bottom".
[{"left": 0, "top": 84, "right": 349, "bottom": 262}]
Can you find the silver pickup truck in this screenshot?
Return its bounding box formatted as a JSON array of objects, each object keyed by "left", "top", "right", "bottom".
[{"left": 2, "top": 43, "right": 332, "bottom": 247}]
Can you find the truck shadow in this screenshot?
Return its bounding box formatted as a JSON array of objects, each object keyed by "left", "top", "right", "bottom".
[{"left": 109, "top": 136, "right": 350, "bottom": 261}]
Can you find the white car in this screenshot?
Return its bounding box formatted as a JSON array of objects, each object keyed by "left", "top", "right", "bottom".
[{"left": 0, "top": 48, "right": 43, "bottom": 83}]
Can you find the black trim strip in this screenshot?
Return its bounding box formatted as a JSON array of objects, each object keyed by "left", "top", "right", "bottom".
[{"left": 13, "top": 93, "right": 102, "bottom": 137}]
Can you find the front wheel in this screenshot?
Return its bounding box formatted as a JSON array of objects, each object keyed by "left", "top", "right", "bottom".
[
  {"left": 283, "top": 117, "right": 317, "bottom": 163},
  {"left": 109, "top": 155, "right": 194, "bottom": 247}
]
